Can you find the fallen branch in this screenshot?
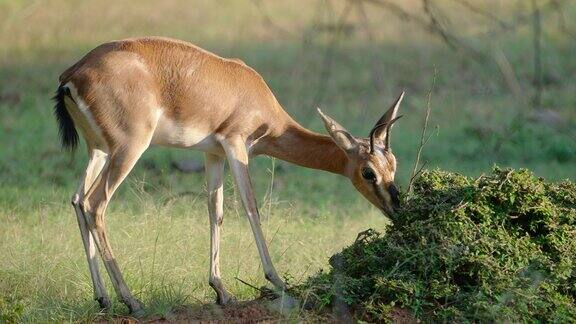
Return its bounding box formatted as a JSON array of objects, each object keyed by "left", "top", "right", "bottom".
[
  {"left": 235, "top": 277, "right": 279, "bottom": 299},
  {"left": 235, "top": 276, "right": 262, "bottom": 292}
]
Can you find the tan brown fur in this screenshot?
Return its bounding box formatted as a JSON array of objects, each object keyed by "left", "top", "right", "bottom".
[
  {"left": 58, "top": 37, "right": 403, "bottom": 313},
  {"left": 61, "top": 38, "right": 285, "bottom": 149}
]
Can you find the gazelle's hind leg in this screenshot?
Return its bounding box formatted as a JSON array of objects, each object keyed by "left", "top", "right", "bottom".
[
  {"left": 204, "top": 153, "right": 234, "bottom": 304},
  {"left": 80, "top": 139, "right": 151, "bottom": 314},
  {"left": 71, "top": 148, "right": 110, "bottom": 309}
]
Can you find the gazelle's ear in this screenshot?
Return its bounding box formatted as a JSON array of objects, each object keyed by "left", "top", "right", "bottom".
[
  {"left": 317, "top": 108, "right": 359, "bottom": 154},
  {"left": 370, "top": 91, "right": 404, "bottom": 152}
]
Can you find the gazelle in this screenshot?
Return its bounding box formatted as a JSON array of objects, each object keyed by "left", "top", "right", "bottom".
[{"left": 53, "top": 37, "right": 403, "bottom": 313}]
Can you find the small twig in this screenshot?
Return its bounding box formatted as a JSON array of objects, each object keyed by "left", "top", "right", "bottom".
[
  {"left": 408, "top": 69, "right": 437, "bottom": 195},
  {"left": 422, "top": 125, "right": 439, "bottom": 147},
  {"left": 409, "top": 160, "right": 429, "bottom": 189},
  {"left": 498, "top": 170, "right": 514, "bottom": 190}
]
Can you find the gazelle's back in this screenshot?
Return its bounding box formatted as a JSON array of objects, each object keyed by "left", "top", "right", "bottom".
[{"left": 59, "top": 37, "right": 286, "bottom": 153}]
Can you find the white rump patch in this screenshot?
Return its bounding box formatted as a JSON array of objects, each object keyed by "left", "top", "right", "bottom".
[{"left": 65, "top": 82, "right": 107, "bottom": 149}]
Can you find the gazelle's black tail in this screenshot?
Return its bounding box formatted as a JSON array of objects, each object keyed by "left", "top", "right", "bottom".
[{"left": 52, "top": 85, "right": 79, "bottom": 152}]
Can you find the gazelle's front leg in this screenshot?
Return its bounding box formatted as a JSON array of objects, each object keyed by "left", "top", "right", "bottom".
[
  {"left": 204, "top": 153, "right": 233, "bottom": 304},
  {"left": 221, "top": 137, "right": 287, "bottom": 291}
]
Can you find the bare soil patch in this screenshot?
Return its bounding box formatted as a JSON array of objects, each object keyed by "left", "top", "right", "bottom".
[{"left": 97, "top": 301, "right": 282, "bottom": 324}]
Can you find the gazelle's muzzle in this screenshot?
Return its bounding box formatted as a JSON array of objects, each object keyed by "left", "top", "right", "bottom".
[{"left": 388, "top": 183, "right": 400, "bottom": 211}]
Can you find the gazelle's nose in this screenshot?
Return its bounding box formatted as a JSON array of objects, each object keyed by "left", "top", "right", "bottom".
[{"left": 388, "top": 183, "right": 400, "bottom": 210}]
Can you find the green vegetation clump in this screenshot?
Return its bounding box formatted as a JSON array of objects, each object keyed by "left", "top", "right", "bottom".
[
  {"left": 297, "top": 168, "right": 576, "bottom": 322},
  {"left": 0, "top": 295, "right": 23, "bottom": 324}
]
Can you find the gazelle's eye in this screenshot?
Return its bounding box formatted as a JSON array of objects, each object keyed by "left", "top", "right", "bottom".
[{"left": 361, "top": 168, "right": 377, "bottom": 182}]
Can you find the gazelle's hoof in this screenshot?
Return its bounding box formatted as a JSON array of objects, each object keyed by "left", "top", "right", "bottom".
[
  {"left": 264, "top": 273, "right": 287, "bottom": 292},
  {"left": 216, "top": 292, "right": 236, "bottom": 306},
  {"left": 210, "top": 279, "right": 235, "bottom": 305},
  {"left": 96, "top": 296, "right": 111, "bottom": 310},
  {"left": 127, "top": 299, "right": 145, "bottom": 317}
]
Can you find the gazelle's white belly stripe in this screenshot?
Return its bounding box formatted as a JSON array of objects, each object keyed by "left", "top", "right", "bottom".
[{"left": 151, "top": 113, "right": 223, "bottom": 153}]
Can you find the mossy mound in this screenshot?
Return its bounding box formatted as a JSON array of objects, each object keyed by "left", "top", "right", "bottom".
[{"left": 297, "top": 168, "right": 576, "bottom": 322}]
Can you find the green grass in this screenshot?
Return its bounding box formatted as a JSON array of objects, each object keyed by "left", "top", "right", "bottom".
[
  {"left": 0, "top": 184, "right": 388, "bottom": 321},
  {"left": 0, "top": 0, "right": 575, "bottom": 321}
]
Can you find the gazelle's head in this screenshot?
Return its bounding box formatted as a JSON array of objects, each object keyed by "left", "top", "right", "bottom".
[{"left": 317, "top": 92, "right": 404, "bottom": 216}]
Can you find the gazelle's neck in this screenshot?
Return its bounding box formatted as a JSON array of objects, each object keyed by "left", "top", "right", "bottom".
[{"left": 260, "top": 122, "right": 350, "bottom": 176}]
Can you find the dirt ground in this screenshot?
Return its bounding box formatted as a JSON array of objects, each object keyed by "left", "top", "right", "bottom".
[
  {"left": 99, "top": 301, "right": 282, "bottom": 324},
  {"left": 95, "top": 301, "right": 418, "bottom": 323}
]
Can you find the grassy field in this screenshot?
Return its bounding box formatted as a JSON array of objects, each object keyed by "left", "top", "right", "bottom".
[{"left": 0, "top": 0, "right": 575, "bottom": 321}]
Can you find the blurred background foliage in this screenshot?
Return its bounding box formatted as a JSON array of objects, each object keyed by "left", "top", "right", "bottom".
[{"left": 1, "top": 1, "right": 574, "bottom": 205}]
